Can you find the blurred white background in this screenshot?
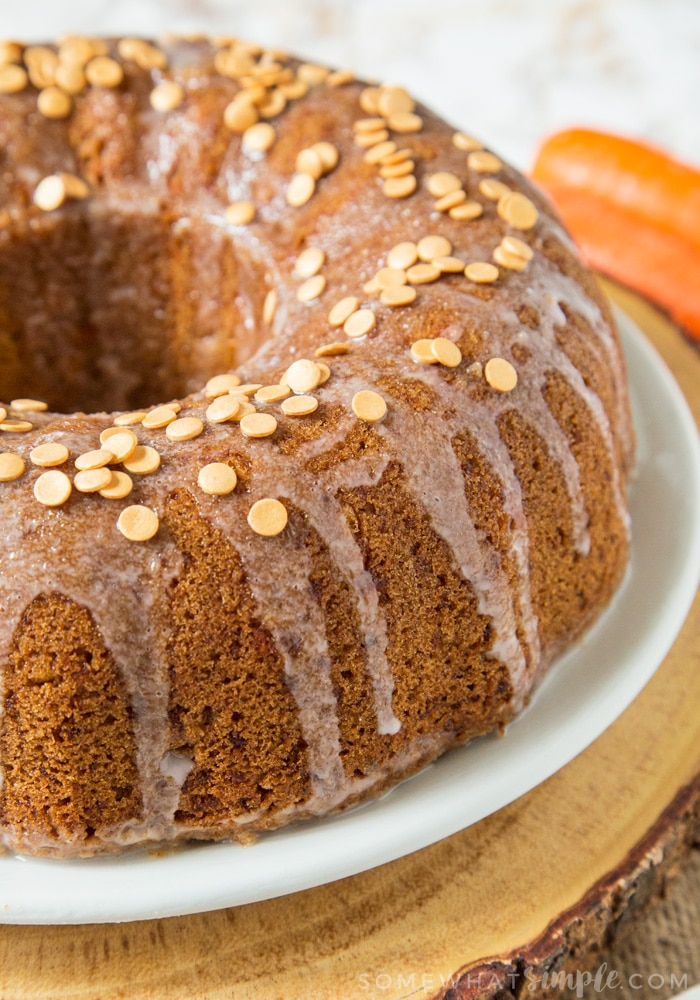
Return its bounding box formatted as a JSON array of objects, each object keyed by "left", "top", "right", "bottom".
[{"left": 2, "top": 0, "right": 699, "bottom": 170}]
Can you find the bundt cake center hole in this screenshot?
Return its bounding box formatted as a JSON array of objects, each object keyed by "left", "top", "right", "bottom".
[{"left": 0, "top": 212, "right": 269, "bottom": 413}]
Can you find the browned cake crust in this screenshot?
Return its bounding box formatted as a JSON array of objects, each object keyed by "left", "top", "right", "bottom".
[{"left": 0, "top": 36, "right": 634, "bottom": 857}]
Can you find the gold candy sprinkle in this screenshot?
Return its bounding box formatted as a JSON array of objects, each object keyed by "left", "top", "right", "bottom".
[
  {"left": 10, "top": 398, "right": 48, "bottom": 412},
  {"left": 232, "top": 400, "right": 256, "bottom": 421},
  {"left": 382, "top": 175, "right": 417, "bottom": 199},
  {"left": 297, "top": 63, "right": 329, "bottom": 85},
  {"left": 502, "top": 235, "right": 534, "bottom": 260},
  {"left": 55, "top": 62, "right": 87, "bottom": 95},
  {"left": 224, "top": 201, "right": 256, "bottom": 226},
  {"left": 449, "top": 201, "right": 483, "bottom": 221},
  {"left": 379, "top": 147, "right": 413, "bottom": 166},
  {"left": 224, "top": 97, "right": 259, "bottom": 133},
  {"left": 0, "top": 41, "right": 23, "bottom": 64},
  {"left": 0, "top": 453, "right": 25, "bottom": 481},
  {"left": 351, "top": 389, "right": 387, "bottom": 423},
  {"left": 406, "top": 263, "right": 440, "bottom": 284},
  {"left": 242, "top": 121, "right": 275, "bottom": 153},
  {"left": 431, "top": 338, "right": 462, "bottom": 367},
  {"left": 114, "top": 411, "right": 147, "bottom": 426},
  {"left": 364, "top": 140, "right": 397, "bottom": 165},
  {"left": 142, "top": 405, "right": 178, "bottom": 430},
  {"left": 387, "top": 112, "right": 422, "bottom": 133},
  {"left": 479, "top": 178, "right": 511, "bottom": 201},
  {"left": 85, "top": 56, "right": 123, "bottom": 88},
  {"left": 359, "top": 86, "right": 380, "bottom": 114},
  {"left": 410, "top": 339, "right": 439, "bottom": 364},
  {"left": 34, "top": 469, "right": 72, "bottom": 507},
  {"left": 354, "top": 117, "right": 386, "bottom": 133},
  {"left": 295, "top": 247, "right": 325, "bottom": 279},
  {"left": 33, "top": 175, "right": 66, "bottom": 212},
  {"left": 433, "top": 256, "right": 466, "bottom": 274},
  {"left": 240, "top": 412, "right": 278, "bottom": 438},
  {"left": 166, "top": 416, "right": 204, "bottom": 441},
  {"left": 150, "top": 80, "right": 185, "bottom": 112},
  {"left": 281, "top": 394, "right": 318, "bottom": 416},
  {"left": 37, "top": 86, "right": 72, "bottom": 119},
  {"left": 0, "top": 64, "right": 28, "bottom": 94},
  {"left": 295, "top": 147, "right": 324, "bottom": 179},
  {"left": 312, "top": 141, "right": 339, "bottom": 173},
  {"left": 485, "top": 357, "right": 518, "bottom": 392},
  {"left": 25, "top": 45, "right": 58, "bottom": 89},
  {"left": 104, "top": 430, "right": 138, "bottom": 462},
  {"left": 61, "top": 173, "right": 89, "bottom": 199},
  {"left": 387, "top": 242, "right": 418, "bottom": 270},
  {"left": 417, "top": 235, "right": 452, "bottom": 262},
  {"left": 286, "top": 172, "right": 315, "bottom": 207},
  {"left": 123, "top": 445, "right": 161, "bottom": 475},
  {"left": 380, "top": 285, "right": 417, "bottom": 306},
  {"left": 297, "top": 274, "right": 326, "bottom": 302},
  {"left": 0, "top": 420, "right": 33, "bottom": 433},
  {"left": 497, "top": 191, "right": 539, "bottom": 230},
  {"left": 60, "top": 35, "right": 107, "bottom": 65},
  {"left": 258, "top": 88, "right": 286, "bottom": 119},
  {"left": 206, "top": 395, "right": 242, "bottom": 423},
  {"left": 434, "top": 190, "right": 466, "bottom": 212},
  {"left": 328, "top": 69, "right": 354, "bottom": 87},
  {"left": 465, "top": 261, "right": 499, "bottom": 284},
  {"left": 328, "top": 296, "right": 359, "bottom": 327},
  {"left": 493, "top": 245, "right": 528, "bottom": 271},
  {"left": 280, "top": 79, "right": 308, "bottom": 100},
  {"left": 467, "top": 150, "right": 502, "bottom": 173},
  {"left": 205, "top": 373, "right": 241, "bottom": 397},
  {"left": 377, "top": 86, "right": 415, "bottom": 117},
  {"left": 74, "top": 467, "right": 113, "bottom": 493},
  {"left": 344, "top": 309, "right": 376, "bottom": 338},
  {"left": 375, "top": 267, "right": 407, "bottom": 289},
  {"left": 315, "top": 342, "right": 350, "bottom": 358},
  {"left": 427, "top": 172, "right": 462, "bottom": 198},
  {"left": 285, "top": 359, "right": 322, "bottom": 394},
  {"left": 248, "top": 497, "right": 288, "bottom": 537},
  {"left": 254, "top": 384, "right": 291, "bottom": 403},
  {"left": 263, "top": 288, "right": 277, "bottom": 324},
  {"left": 198, "top": 462, "right": 237, "bottom": 496},
  {"left": 379, "top": 159, "right": 415, "bottom": 179},
  {"left": 117, "top": 504, "right": 159, "bottom": 542},
  {"left": 75, "top": 448, "right": 113, "bottom": 471},
  {"left": 118, "top": 38, "right": 166, "bottom": 70},
  {"left": 30, "top": 443, "right": 69, "bottom": 468},
  {"left": 100, "top": 426, "right": 128, "bottom": 445},
  {"left": 99, "top": 470, "right": 133, "bottom": 499},
  {"left": 234, "top": 384, "right": 264, "bottom": 396},
  {"left": 355, "top": 128, "right": 390, "bottom": 149},
  {"left": 453, "top": 131, "right": 483, "bottom": 152}
]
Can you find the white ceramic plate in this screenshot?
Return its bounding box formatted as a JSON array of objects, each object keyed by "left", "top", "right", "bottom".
[{"left": 2, "top": 308, "right": 699, "bottom": 925}]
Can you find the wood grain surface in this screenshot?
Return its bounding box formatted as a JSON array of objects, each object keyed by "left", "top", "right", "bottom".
[{"left": 0, "top": 283, "right": 698, "bottom": 1000}]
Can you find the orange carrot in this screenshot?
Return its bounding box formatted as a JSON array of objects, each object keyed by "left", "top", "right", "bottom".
[{"left": 531, "top": 130, "right": 700, "bottom": 342}]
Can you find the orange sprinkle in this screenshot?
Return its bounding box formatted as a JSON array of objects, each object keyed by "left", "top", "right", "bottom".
[
  {"left": 351, "top": 390, "right": 387, "bottom": 422},
  {"left": 248, "top": 497, "right": 288, "bottom": 536},
  {"left": 117, "top": 504, "right": 159, "bottom": 542}
]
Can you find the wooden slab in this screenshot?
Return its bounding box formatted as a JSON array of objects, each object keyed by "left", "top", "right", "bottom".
[{"left": 1, "top": 284, "right": 699, "bottom": 1000}]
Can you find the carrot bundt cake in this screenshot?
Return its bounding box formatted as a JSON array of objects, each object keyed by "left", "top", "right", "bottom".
[{"left": 0, "top": 35, "right": 633, "bottom": 857}]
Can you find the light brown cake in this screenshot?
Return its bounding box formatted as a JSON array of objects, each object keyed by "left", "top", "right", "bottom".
[{"left": 0, "top": 36, "right": 633, "bottom": 857}]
